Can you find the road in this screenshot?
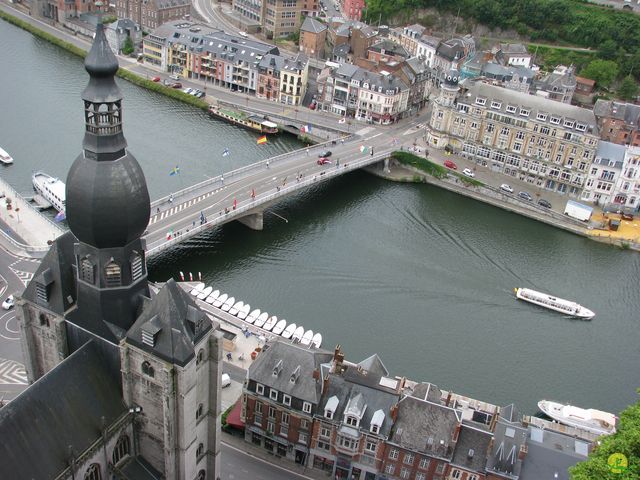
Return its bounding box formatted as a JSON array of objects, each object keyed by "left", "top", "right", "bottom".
[{"left": 220, "top": 442, "right": 313, "bottom": 480}]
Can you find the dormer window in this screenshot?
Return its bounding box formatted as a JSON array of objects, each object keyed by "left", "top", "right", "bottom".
[
  {"left": 256, "top": 383, "right": 264, "bottom": 395},
  {"left": 35, "top": 268, "right": 54, "bottom": 304},
  {"left": 550, "top": 116, "right": 561, "bottom": 125},
  {"left": 519, "top": 108, "right": 530, "bottom": 117},
  {"left": 270, "top": 389, "right": 278, "bottom": 401},
  {"left": 490, "top": 101, "right": 502, "bottom": 110},
  {"left": 302, "top": 401, "right": 312, "bottom": 414},
  {"left": 371, "top": 424, "right": 380, "bottom": 434},
  {"left": 475, "top": 97, "right": 486, "bottom": 106},
  {"left": 345, "top": 415, "right": 359, "bottom": 427},
  {"left": 564, "top": 119, "right": 575, "bottom": 129},
  {"left": 290, "top": 365, "right": 301, "bottom": 383},
  {"left": 576, "top": 123, "right": 587, "bottom": 132},
  {"left": 273, "top": 359, "right": 283, "bottom": 377},
  {"left": 536, "top": 112, "right": 548, "bottom": 121},
  {"left": 506, "top": 105, "right": 517, "bottom": 114},
  {"left": 325, "top": 395, "right": 339, "bottom": 419}
]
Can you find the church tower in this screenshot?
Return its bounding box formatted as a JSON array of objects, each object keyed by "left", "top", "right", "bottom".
[{"left": 427, "top": 67, "right": 461, "bottom": 149}]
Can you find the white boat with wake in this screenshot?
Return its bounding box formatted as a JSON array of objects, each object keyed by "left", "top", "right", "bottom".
[
  {"left": 32, "top": 171, "right": 66, "bottom": 215},
  {"left": 0, "top": 146, "right": 14, "bottom": 165},
  {"left": 514, "top": 288, "right": 595, "bottom": 319},
  {"left": 538, "top": 400, "right": 616, "bottom": 436}
]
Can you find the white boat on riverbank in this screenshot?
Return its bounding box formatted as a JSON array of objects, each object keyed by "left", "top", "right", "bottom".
[
  {"left": 300, "top": 329, "right": 313, "bottom": 346},
  {"left": 292, "top": 326, "right": 305, "bottom": 342},
  {"left": 262, "top": 315, "right": 277, "bottom": 331},
  {"left": 538, "top": 400, "right": 616, "bottom": 436},
  {"left": 197, "top": 286, "right": 213, "bottom": 300},
  {"left": 213, "top": 293, "right": 228, "bottom": 308},
  {"left": 190, "top": 283, "right": 205, "bottom": 296},
  {"left": 0, "top": 147, "right": 14, "bottom": 165},
  {"left": 281, "top": 323, "right": 296, "bottom": 339},
  {"left": 246, "top": 309, "right": 260, "bottom": 324},
  {"left": 205, "top": 289, "right": 220, "bottom": 304},
  {"left": 514, "top": 288, "right": 595, "bottom": 319},
  {"left": 32, "top": 171, "right": 65, "bottom": 214},
  {"left": 311, "top": 332, "right": 322, "bottom": 348},
  {"left": 229, "top": 300, "right": 243, "bottom": 316},
  {"left": 272, "top": 319, "right": 287, "bottom": 335},
  {"left": 254, "top": 312, "right": 269, "bottom": 328},
  {"left": 221, "top": 296, "right": 235, "bottom": 312},
  {"left": 238, "top": 304, "right": 251, "bottom": 320}
]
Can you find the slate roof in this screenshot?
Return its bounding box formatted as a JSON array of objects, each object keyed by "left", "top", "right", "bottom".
[
  {"left": 437, "top": 38, "right": 468, "bottom": 61},
  {"left": 369, "top": 40, "right": 409, "bottom": 59},
  {"left": 356, "top": 353, "right": 389, "bottom": 376},
  {"left": 499, "top": 43, "right": 528, "bottom": 55},
  {"left": 319, "top": 373, "right": 400, "bottom": 438},
  {"left": 301, "top": 17, "right": 327, "bottom": 34},
  {"left": 390, "top": 395, "right": 461, "bottom": 460},
  {"left": 481, "top": 63, "right": 534, "bottom": 83},
  {"left": 126, "top": 279, "right": 212, "bottom": 367},
  {"left": 410, "top": 382, "right": 442, "bottom": 403},
  {"left": 485, "top": 416, "right": 527, "bottom": 477},
  {"left": 258, "top": 53, "right": 285, "bottom": 73},
  {"left": 519, "top": 427, "right": 589, "bottom": 480},
  {"left": 282, "top": 53, "right": 308, "bottom": 73},
  {"left": 450, "top": 424, "right": 492, "bottom": 473},
  {"left": 248, "top": 340, "right": 333, "bottom": 404},
  {"left": 333, "top": 43, "right": 350, "bottom": 58},
  {"left": 594, "top": 140, "right": 626, "bottom": 167},
  {"left": 459, "top": 81, "right": 598, "bottom": 128},
  {"left": 0, "top": 341, "right": 126, "bottom": 480},
  {"left": 594, "top": 100, "right": 640, "bottom": 126},
  {"left": 149, "top": 21, "right": 219, "bottom": 40}
]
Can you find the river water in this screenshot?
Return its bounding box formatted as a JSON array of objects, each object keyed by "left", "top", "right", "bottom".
[{"left": 2, "top": 20, "right": 638, "bottom": 415}]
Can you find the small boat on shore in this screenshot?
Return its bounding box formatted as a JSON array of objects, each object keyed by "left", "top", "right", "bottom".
[
  {"left": 0, "top": 146, "right": 14, "bottom": 165},
  {"left": 205, "top": 289, "right": 220, "bottom": 304},
  {"left": 281, "top": 323, "right": 296, "bottom": 339},
  {"left": 538, "top": 400, "right": 617, "bottom": 436},
  {"left": 514, "top": 288, "right": 595, "bottom": 319},
  {"left": 213, "top": 293, "right": 228, "bottom": 308},
  {"left": 254, "top": 312, "right": 269, "bottom": 328},
  {"left": 272, "top": 319, "right": 287, "bottom": 335},
  {"left": 229, "top": 300, "right": 244, "bottom": 316},
  {"left": 197, "top": 286, "right": 213, "bottom": 300},
  {"left": 246, "top": 309, "right": 261, "bottom": 324},
  {"left": 263, "top": 315, "right": 277, "bottom": 332},
  {"left": 32, "top": 171, "right": 66, "bottom": 214},
  {"left": 238, "top": 304, "right": 251, "bottom": 320},
  {"left": 190, "top": 283, "right": 205, "bottom": 296},
  {"left": 292, "top": 326, "right": 305, "bottom": 342},
  {"left": 311, "top": 332, "right": 322, "bottom": 348},
  {"left": 221, "top": 296, "right": 236, "bottom": 312},
  {"left": 300, "top": 329, "right": 314, "bottom": 346},
  {"left": 208, "top": 105, "right": 278, "bottom": 134}
]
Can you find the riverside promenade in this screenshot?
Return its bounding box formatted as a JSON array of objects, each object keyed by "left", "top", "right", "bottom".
[{"left": 0, "top": 176, "right": 65, "bottom": 258}]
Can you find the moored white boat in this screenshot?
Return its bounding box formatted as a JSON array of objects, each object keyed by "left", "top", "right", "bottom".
[
  {"left": 254, "top": 312, "right": 269, "bottom": 328},
  {"left": 190, "top": 283, "right": 205, "bottom": 296},
  {"left": 300, "top": 329, "right": 314, "bottom": 346},
  {"left": 0, "top": 146, "right": 14, "bottom": 165},
  {"left": 272, "top": 319, "right": 287, "bottom": 335},
  {"left": 281, "top": 323, "right": 296, "bottom": 339},
  {"left": 32, "top": 171, "right": 66, "bottom": 214},
  {"left": 221, "top": 296, "right": 235, "bottom": 312},
  {"left": 292, "top": 326, "right": 305, "bottom": 342},
  {"left": 262, "top": 315, "right": 277, "bottom": 331},
  {"left": 238, "top": 304, "right": 251, "bottom": 320},
  {"left": 538, "top": 400, "right": 616, "bottom": 436},
  {"left": 197, "top": 286, "right": 213, "bottom": 300},
  {"left": 514, "top": 288, "right": 595, "bottom": 319},
  {"left": 229, "top": 300, "right": 244, "bottom": 316},
  {"left": 246, "top": 309, "right": 261, "bottom": 324},
  {"left": 311, "top": 332, "right": 322, "bottom": 348},
  {"left": 205, "top": 289, "right": 220, "bottom": 304},
  {"left": 213, "top": 293, "right": 228, "bottom": 308}
]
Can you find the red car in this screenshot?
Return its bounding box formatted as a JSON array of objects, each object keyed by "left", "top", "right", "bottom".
[
  {"left": 152, "top": 76, "right": 161, "bottom": 82},
  {"left": 444, "top": 159, "right": 457, "bottom": 170},
  {"left": 317, "top": 157, "right": 331, "bottom": 165}
]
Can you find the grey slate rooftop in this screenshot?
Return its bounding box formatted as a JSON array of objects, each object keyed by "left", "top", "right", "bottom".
[
  {"left": 594, "top": 140, "right": 626, "bottom": 167},
  {"left": 519, "top": 427, "right": 589, "bottom": 480},
  {"left": 594, "top": 100, "right": 640, "bottom": 126},
  {"left": 301, "top": 16, "right": 327, "bottom": 34},
  {"left": 450, "top": 424, "right": 492, "bottom": 473},
  {"left": 0, "top": 341, "right": 126, "bottom": 480}
]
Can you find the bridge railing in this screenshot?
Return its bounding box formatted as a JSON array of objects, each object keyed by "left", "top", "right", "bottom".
[{"left": 146, "top": 150, "right": 388, "bottom": 258}]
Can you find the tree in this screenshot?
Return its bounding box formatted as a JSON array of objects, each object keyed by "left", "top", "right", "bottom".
[
  {"left": 122, "top": 36, "right": 134, "bottom": 56},
  {"left": 598, "top": 40, "right": 618, "bottom": 61},
  {"left": 570, "top": 391, "right": 640, "bottom": 480},
  {"left": 580, "top": 60, "right": 619, "bottom": 88},
  {"left": 617, "top": 75, "right": 639, "bottom": 101}
]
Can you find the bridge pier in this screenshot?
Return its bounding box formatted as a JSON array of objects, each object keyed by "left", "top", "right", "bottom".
[
  {"left": 237, "top": 212, "right": 264, "bottom": 231},
  {"left": 383, "top": 157, "right": 391, "bottom": 173}
]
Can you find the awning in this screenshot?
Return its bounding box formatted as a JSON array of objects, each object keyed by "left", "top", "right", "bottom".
[{"left": 226, "top": 400, "right": 245, "bottom": 430}]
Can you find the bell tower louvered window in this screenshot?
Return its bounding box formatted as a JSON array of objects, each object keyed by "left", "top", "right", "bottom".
[
  {"left": 130, "top": 251, "right": 143, "bottom": 281},
  {"left": 80, "top": 256, "right": 95, "bottom": 284},
  {"left": 105, "top": 260, "right": 122, "bottom": 287},
  {"left": 34, "top": 268, "right": 54, "bottom": 304}
]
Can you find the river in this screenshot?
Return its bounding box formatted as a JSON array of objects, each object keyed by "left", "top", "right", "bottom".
[{"left": 1, "top": 19, "right": 638, "bottom": 415}]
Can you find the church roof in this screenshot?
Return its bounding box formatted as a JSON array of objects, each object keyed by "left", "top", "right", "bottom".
[
  {"left": 0, "top": 341, "right": 126, "bottom": 479},
  {"left": 126, "top": 279, "right": 212, "bottom": 366}
]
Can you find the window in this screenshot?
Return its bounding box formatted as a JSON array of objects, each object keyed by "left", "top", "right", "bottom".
[
  {"left": 302, "top": 402, "right": 312, "bottom": 413},
  {"left": 104, "top": 260, "right": 121, "bottom": 287},
  {"left": 300, "top": 419, "right": 309, "bottom": 430},
  {"left": 299, "top": 432, "right": 308, "bottom": 443},
  {"left": 365, "top": 439, "right": 377, "bottom": 452},
  {"left": 451, "top": 469, "right": 462, "bottom": 479},
  {"left": 416, "top": 474, "right": 426, "bottom": 480},
  {"left": 270, "top": 389, "right": 278, "bottom": 401},
  {"left": 486, "top": 123, "right": 495, "bottom": 133},
  {"left": 436, "top": 462, "right": 445, "bottom": 474},
  {"left": 196, "top": 443, "right": 204, "bottom": 458},
  {"left": 321, "top": 426, "right": 331, "bottom": 438},
  {"left": 550, "top": 116, "right": 561, "bottom": 125},
  {"left": 80, "top": 257, "right": 95, "bottom": 284},
  {"left": 84, "top": 464, "right": 102, "bottom": 480},
  {"left": 281, "top": 412, "right": 290, "bottom": 425},
  {"left": 130, "top": 251, "right": 143, "bottom": 281},
  {"left": 345, "top": 416, "right": 358, "bottom": 427},
  {"left": 400, "top": 467, "right": 411, "bottom": 479},
  {"left": 536, "top": 112, "right": 548, "bottom": 121},
  {"left": 563, "top": 119, "right": 575, "bottom": 129},
  {"left": 280, "top": 424, "right": 288, "bottom": 436},
  {"left": 515, "top": 131, "right": 525, "bottom": 140},
  {"left": 196, "top": 403, "right": 204, "bottom": 420},
  {"left": 389, "top": 448, "right": 399, "bottom": 460},
  {"left": 283, "top": 394, "right": 291, "bottom": 406},
  {"left": 404, "top": 452, "right": 415, "bottom": 465},
  {"left": 268, "top": 406, "right": 276, "bottom": 419},
  {"left": 490, "top": 101, "right": 502, "bottom": 109},
  {"left": 519, "top": 108, "right": 530, "bottom": 117},
  {"left": 255, "top": 402, "right": 263, "bottom": 414},
  {"left": 419, "top": 457, "right": 430, "bottom": 469},
  {"left": 506, "top": 105, "right": 517, "bottom": 114},
  {"left": 141, "top": 361, "right": 154, "bottom": 378},
  {"left": 197, "top": 349, "right": 204, "bottom": 365},
  {"left": 267, "top": 421, "right": 275, "bottom": 433},
  {"left": 384, "top": 464, "right": 395, "bottom": 475},
  {"left": 112, "top": 435, "right": 131, "bottom": 465},
  {"left": 39, "top": 313, "right": 49, "bottom": 327},
  {"left": 475, "top": 97, "right": 486, "bottom": 106},
  {"left": 256, "top": 383, "right": 264, "bottom": 395},
  {"left": 499, "top": 127, "right": 510, "bottom": 136},
  {"left": 370, "top": 424, "right": 380, "bottom": 434}
]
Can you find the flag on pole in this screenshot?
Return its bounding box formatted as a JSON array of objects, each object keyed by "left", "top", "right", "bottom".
[
  {"left": 222, "top": 148, "right": 230, "bottom": 157},
  {"left": 257, "top": 135, "right": 268, "bottom": 145},
  {"left": 359, "top": 145, "right": 368, "bottom": 153},
  {"left": 300, "top": 125, "right": 312, "bottom": 133},
  {"left": 233, "top": 197, "right": 237, "bottom": 210},
  {"left": 169, "top": 165, "right": 180, "bottom": 176}
]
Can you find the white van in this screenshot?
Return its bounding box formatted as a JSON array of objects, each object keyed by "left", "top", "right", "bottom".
[
  {"left": 221, "top": 373, "right": 231, "bottom": 388},
  {"left": 238, "top": 31, "right": 248, "bottom": 38}
]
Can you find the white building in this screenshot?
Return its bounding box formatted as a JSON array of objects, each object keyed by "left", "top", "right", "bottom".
[
  {"left": 615, "top": 146, "right": 640, "bottom": 209},
  {"left": 581, "top": 141, "right": 626, "bottom": 206}
]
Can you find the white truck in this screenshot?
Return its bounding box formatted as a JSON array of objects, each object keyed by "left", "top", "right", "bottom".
[{"left": 564, "top": 200, "right": 593, "bottom": 222}]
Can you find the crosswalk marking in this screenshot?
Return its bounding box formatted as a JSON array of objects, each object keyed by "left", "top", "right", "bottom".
[
  {"left": 9, "top": 267, "right": 32, "bottom": 287},
  {"left": 0, "top": 359, "right": 28, "bottom": 385}
]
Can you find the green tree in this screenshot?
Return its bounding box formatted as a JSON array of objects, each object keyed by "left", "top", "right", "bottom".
[
  {"left": 570, "top": 391, "right": 640, "bottom": 479},
  {"left": 122, "top": 36, "right": 134, "bottom": 56},
  {"left": 580, "top": 60, "right": 619, "bottom": 88},
  {"left": 617, "top": 75, "right": 639, "bottom": 101},
  {"left": 598, "top": 40, "right": 618, "bottom": 61}
]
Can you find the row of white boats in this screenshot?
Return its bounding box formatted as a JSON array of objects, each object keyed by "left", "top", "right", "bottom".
[{"left": 190, "top": 283, "right": 322, "bottom": 348}]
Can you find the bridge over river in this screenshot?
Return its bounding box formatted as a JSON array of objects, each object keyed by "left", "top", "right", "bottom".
[{"left": 142, "top": 129, "right": 415, "bottom": 258}]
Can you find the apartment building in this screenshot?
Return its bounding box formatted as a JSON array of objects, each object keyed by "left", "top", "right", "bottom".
[
  {"left": 257, "top": 54, "right": 283, "bottom": 101},
  {"left": 428, "top": 74, "right": 599, "bottom": 197},
  {"left": 532, "top": 65, "right": 576, "bottom": 104},
  {"left": 232, "top": 0, "right": 320, "bottom": 39},
  {"left": 355, "top": 70, "right": 409, "bottom": 124},
  {"left": 279, "top": 53, "right": 309, "bottom": 105},
  {"left": 593, "top": 100, "right": 640, "bottom": 147},
  {"left": 495, "top": 43, "right": 532, "bottom": 69},
  {"left": 581, "top": 141, "right": 626, "bottom": 206},
  {"left": 299, "top": 16, "right": 328, "bottom": 59},
  {"left": 115, "top": 0, "right": 191, "bottom": 32}
]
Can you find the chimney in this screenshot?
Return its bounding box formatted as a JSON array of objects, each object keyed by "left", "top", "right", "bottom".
[
  {"left": 390, "top": 404, "right": 398, "bottom": 422},
  {"left": 489, "top": 407, "right": 499, "bottom": 432},
  {"left": 518, "top": 444, "right": 528, "bottom": 461},
  {"left": 312, "top": 369, "right": 320, "bottom": 381},
  {"left": 445, "top": 391, "right": 452, "bottom": 407},
  {"left": 452, "top": 424, "right": 461, "bottom": 442},
  {"left": 323, "top": 374, "right": 330, "bottom": 393}
]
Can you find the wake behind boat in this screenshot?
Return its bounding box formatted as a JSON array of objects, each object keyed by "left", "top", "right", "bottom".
[
  {"left": 538, "top": 400, "right": 616, "bottom": 436},
  {"left": 32, "top": 171, "right": 66, "bottom": 215},
  {"left": 0, "top": 146, "right": 14, "bottom": 165},
  {"left": 514, "top": 288, "right": 595, "bottom": 319}
]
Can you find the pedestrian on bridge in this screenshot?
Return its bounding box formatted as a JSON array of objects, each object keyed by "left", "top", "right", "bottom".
[
  {"left": 266, "top": 160, "right": 270, "bottom": 169},
  {"left": 306, "top": 148, "right": 309, "bottom": 156}
]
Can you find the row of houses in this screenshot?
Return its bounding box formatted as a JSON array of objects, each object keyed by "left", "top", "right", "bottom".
[
  {"left": 241, "top": 340, "right": 594, "bottom": 480},
  {"left": 142, "top": 21, "right": 309, "bottom": 105}
]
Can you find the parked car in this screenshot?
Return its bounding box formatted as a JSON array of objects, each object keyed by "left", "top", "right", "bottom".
[
  {"left": 444, "top": 159, "right": 457, "bottom": 170},
  {"left": 169, "top": 74, "right": 181, "bottom": 80},
  {"left": 500, "top": 183, "right": 514, "bottom": 193},
  {"left": 2, "top": 295, "right": 14, "bottom": 310},
  {"left": 182, "top": 87, "right": 194, "bottom": 95},
  {"left": 319, "top": 150, "right": 332, "bottom": 158},
  {"left": 462, "top": 168, "right": 475, "bottom": 178},
  {"left": 221, "top": 373, "right": 231, "bottom": 388},
  {"left": 171, "top": 82, "right": 182, "bottom": 89},
  {"left": 317, "top": 157, "right": 331, "bottom": 165},
  {"left": 309, "top": 102, "right": 317, "bottom": 110},
  {"left": 151, "top": 76, "right": 161, "bottom": 82},
  {"left": 193, "top": 89, "right": 205, "bottom": 98},
  {"left": 538, "top": 199, "right": 552, "bottom": 209},
  {"left": 518, "top": 191, "right": 533, "bottom": 202}
]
